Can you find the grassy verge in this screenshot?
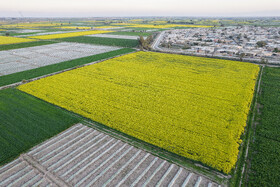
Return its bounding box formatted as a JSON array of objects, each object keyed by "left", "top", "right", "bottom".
[
  {"left": 56, "top": 36, "right": 139, "bottom": 47},
  {"left": 245, "top": 67, "right": 280, "bottom": 186},
  {"left": 0, "top": 48, "right": 136, "bottom": 87},
  {"left": 229, "top": 66, "right": 262, "bottom": 187},
  {"left": 108, "top": 31, "right": 153, "bottom": 36},
  {"left": 0, "top": 88, "right": 80, "bottom": 166},
  {"left": 0, "top": 41, "right": 57, "bottom": 51},
  {"left": 8, "top": 32, "right": 43, "bottom": 36}
]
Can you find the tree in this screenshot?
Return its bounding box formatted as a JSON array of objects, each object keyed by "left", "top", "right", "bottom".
[
  {"left": 260, "top": 58, "right": 268, "bottom": 64},
  {"left": 273, "top": 48, "right": 279, "bottom": 53},
  {"left": 138, "top": 35, "right": 153, "bottom": 50},
  {"left": 256, "top": 41, "right": 267, "bottom": 48},
  {"left": 239, "top": 53, "right": 245, "bottom": 61},
  {"left": 5, "top": 32, "right": 10, "bottom": 36}
]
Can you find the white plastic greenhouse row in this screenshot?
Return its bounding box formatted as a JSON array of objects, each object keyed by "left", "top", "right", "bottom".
[{"left": 0, "top": 123, "right": 223, "bottom": 187}]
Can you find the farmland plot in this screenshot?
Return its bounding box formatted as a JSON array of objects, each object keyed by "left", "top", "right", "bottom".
[
  {"left": 57, "top": 36, "right": 139, "bottom": 48},
  {"left": 0, "top": 36, "right": 36, "bottom": 45},
  {"left": 247, "top": 67, "right": 280, "bottom": 186},
  {"left": 16, "top": 30, "right": 81, "bottom": 38},
  {"left": 87, "top": 33, "right": 143, "bottom": 40},
  {"left": 18, "top": 51, "right": 259, "bottom": 173},
  {"left": 0, "top": 88, "right": 79, "bottom": 165},
  {"left": 0, "top": 124, "right": 223, "bottom": 187},
  {"left": 28, "top": 30, "right": 113, "bottom": 39},
  {"left": 0, "top": 42, "right": 120, "bottom": 76}
]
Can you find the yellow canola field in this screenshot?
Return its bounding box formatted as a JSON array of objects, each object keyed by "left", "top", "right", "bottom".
[
  {"left": 28, "top": 30, "right": 113, "bottom": 39},
  {"left": 0, "top": 36, "right": 36, "bottom": 45},
  {"left": 18, "top": 52, "right": 259, "bottom": 174}
]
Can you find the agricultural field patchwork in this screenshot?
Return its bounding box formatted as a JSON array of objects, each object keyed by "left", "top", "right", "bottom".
[
  {"left": 0, "top": 42, "right": 120, "bottom": 76},
  {"left": 112, "top": 23, "right": 213, "bottom": 28},
  {"left": 107, "top": 31, "right": 153, "bottom": 36},
  {"left": 1, "top": 22, "right": 68, "bottom": 29},
  {"left": 28, "top": 30, "right": 113, "bottom": 39},
  {"left": 0, "top": 88, "right": 79, "bottom": 165},
  {"left": 0, "top": 48, "right": 135, "bottom": 87},
  {"left": 18, "top": 52, "right": 259, "bottom": 174},
  {"left": 56, "top": 26, "right": 93, "bottom": 30},
  {"left": 57, "top": 36, "right": 139, "bottom": 48},
  {"left": 16, "top": 30, "right": 78, "bottom": 37},
  {"left": 0, "top": 41, "right": 56, "bottom": 51},
  {"left": 0, "top": 36, "right": 37, "bottom": 45},
  {"left": 87, "top": 33, "right": 143, "bottom": 40}
]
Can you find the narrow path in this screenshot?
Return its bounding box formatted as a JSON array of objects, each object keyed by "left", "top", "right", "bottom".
[{"left": 239, "top": 66, "right": 264, "bottom": 187}]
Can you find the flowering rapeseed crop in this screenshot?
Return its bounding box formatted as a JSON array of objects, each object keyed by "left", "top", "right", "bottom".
[
  {"left": 18, "top": 52, "right": 259, "bottom": 174},
  {"left": 0, "top": 36, "right": 36, "bottom": 45},
  {"left": 28, "top": 30, "right": 113, "bottom": 39}
]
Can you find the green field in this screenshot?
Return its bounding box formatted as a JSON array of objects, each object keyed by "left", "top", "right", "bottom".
[
  {"left": 0, "top": 48, "right": 135, "bottom": 87},
  {"left": 56, "top": 36, "right": 139, "bottom": 47},
  {"left": 0, "top": 41, "right": 56, "bottom": 51},
  {"left": 247, "top": 67, "right": 280, "bottom": 186},
  {"left": 0, "top": 88, "right": 80, "bottom": 165},
  {"left": 108, "top": 31, "right": 153, "bottom": 36}
]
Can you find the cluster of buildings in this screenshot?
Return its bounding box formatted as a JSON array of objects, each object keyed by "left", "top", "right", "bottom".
[{"left": 158, "top": 26, "right": 280, "bottom": 63}]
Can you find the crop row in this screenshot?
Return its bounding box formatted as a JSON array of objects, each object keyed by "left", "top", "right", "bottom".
[
  {"left": 0, "top": 88, "right": 79, "bottom": 165},
  {"left": 247, "top": 67, "right": 280, "bottom": 186}
]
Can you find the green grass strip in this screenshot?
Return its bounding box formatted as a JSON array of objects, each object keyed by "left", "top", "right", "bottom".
[
  {"left": 56, "top": 36, "right": 139, "bottom": 48},
  {"left": 246, "top": 67, "right": 280, "bottom": 187},
  {"left": 108, "top": 31, "right": 153, "bottom": 36},
  {"left": 0, "top": 88, "right": 80, "bottom": 165},
  {"left": 0, "top": 48, "right": 136, "bottom": 87},
  {"left": 0, "top": 41, "right": 57, "bottom": 51}
]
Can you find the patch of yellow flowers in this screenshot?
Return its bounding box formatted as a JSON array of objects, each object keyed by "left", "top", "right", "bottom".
[
  {"left": 28, "top": 30, "right": 113, "bottom": 39},
  {"left": 0, "top": 36, "right": 36, "bottom": 45},
  {"left": 18, "top": 52, "right": 259, "bottom": 174}
]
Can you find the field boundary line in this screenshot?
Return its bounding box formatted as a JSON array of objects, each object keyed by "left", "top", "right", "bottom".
[
  {"left": 20, "top": 154, "right": 69, "bottom": 187},
  {"left": 239, "top": 66, "right": 264, "bottom": 187},
  {"left": 0, "top": 50, "right": 137, "bottom": 91}
]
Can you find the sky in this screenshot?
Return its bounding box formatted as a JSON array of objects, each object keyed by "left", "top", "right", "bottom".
[{"left": 0, "top": 0, "right": 280, "bottom": 17}]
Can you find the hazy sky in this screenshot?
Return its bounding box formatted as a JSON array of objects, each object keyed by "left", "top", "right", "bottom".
[{"left": 1, "top": 0, "right": 280, "bottom": 17}]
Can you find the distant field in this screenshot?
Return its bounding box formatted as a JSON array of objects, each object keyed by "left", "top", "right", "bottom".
[
  {"left": 0, "top": 36, "right": 36, "bottom": 45},
  {"left": 126, "top": 24, "right": 213, "bottom": 28},
  {"left": 108, "top": 31, "right": 152, "bottom": 36},
  {"left": 0, "top": 88, "right": 79, "bottom": 165},
  {"left": 28, "top": 30, "right": 113, "bottom": 39},
  {"left": 0, "top": 48, "right": 135, "bottom": 87},
  {"left": 18, "top": 52, "right": 259, "bottom": 174},
  {"left": 0, "top": 41, "right": 56, "bottom": 51},
  {"left": 57, "top": 36, "right": 139, "bottom": 47},
  {"left": 247, "top": 67, "right": 280, "bottom": 186},
  {"left": 0, "top": 42, "right": 120, "bottom": 76}
]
